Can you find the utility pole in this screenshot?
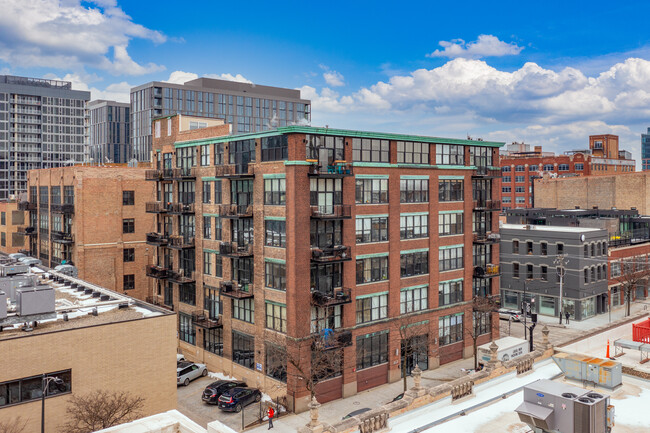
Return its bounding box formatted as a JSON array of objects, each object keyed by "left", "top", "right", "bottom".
[{"left": 555, "top": 254, "right": 568, "bottom": 325}]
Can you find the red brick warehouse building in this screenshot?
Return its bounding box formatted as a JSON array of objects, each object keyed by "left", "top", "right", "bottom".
[
  {"left": 146, "top": 115, "right": 504, "bottom": 411},
  {"left": 499, "top": 135, "right": 635, "bottom": 210}
]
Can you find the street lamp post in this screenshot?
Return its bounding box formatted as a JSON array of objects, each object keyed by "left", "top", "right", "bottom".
[
  {"left": 41, "top": 374, "right": 63, "bottom": 433},
  {"left": 555, "top": 254, "right": 568, "bottom": 325}
]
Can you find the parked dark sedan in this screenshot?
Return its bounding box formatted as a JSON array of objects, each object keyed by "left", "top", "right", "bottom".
[
  {"left": 202, "top": 380, "right": 247, "bottom": 404},
  {"left": 217, "top": 387, "right": 262, "bottom": 412}
]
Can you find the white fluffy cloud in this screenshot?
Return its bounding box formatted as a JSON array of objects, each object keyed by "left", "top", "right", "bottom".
[
  {"left": 165, "top": 71, "right": 252, "bottom": 85},
  {"left": 43, "top": 72, "right": 132, "bottom": 102},
  {"left": 0, "top": 0, "right": 165, "bottom": 75},
  {"left": 323, "top": 70, "right": 345, "bottom": 87},
  {"left": 427, "top": 35, "right": 524, "bottom": 59}
]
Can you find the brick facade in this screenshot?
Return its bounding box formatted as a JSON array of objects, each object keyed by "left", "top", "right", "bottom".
[{"left": 0, "top": 200, "right": 26, "bottom": 254}]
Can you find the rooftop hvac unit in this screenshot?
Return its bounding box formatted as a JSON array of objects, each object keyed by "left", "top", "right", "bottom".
[
  {"left": 515, "top": 379, "right": 614, "bottom": 433},
  {"left": 553, "top": 353, "right": 622, "bottom": 389},
  {"left": 0, "top": 290, "right": 6, "bottom": 320},
  {"left": 0, "top": 263, "right": 30, "bottom": 277},
  {"left": 16, "top": 286, "right": 55, "bottom": 316}
]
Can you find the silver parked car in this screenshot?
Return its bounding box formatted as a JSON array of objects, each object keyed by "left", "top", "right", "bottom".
[{"left": 177, "top": 362, "right": 208, "bottom": 386}]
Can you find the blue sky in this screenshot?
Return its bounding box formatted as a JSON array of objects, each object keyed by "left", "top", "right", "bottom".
[{"left": 2, "top": 0, "right": 650, "bottom": 162}]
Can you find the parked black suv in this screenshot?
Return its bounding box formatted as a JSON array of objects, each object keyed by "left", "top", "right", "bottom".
[
  {"left": 202, "top": 380, "right": 247, "bottom": 404},
  {"left": 217, "top": 387, "right": 262, "bottom": 412}
]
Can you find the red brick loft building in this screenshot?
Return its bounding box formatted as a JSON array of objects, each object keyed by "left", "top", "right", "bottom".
[
  {"left": 145, "top": 114, "right": 504, "bottom": 411},
  {"left": 499, "top": 135, "right": 635, "bottom": 209}
]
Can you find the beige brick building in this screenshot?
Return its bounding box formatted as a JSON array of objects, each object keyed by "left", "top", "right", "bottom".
[
  {"left": 20, "top": 166, "right": 155, "bottom": 300},
  {"left": 0, "top": 200, "right": 26, "bottom": 254},
  {"left": 535, "top": 171, "right": 650, "bottom": 214},
  {"left": 0, "top": 268, "right": 177, "bottom": 432}
]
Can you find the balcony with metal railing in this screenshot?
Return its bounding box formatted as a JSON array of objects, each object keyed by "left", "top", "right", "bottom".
[
  {"left": 473, "top": 263, "right": 501, "bottom": 279},
  {"left": 307, "top": 162, "right": 353, "bottom": 178},
  {"left": 169, "top": 269, "right": 195, "bottom": 284},
  {"left": 146, "top": 232, "right": 169, "bottom": 246},
  {"left": 172, "top": 167, "right": 196, "bottom": 179},
  {"left": 214, "top": 164, "right": 255, "bottom": 178},
  {"left": 145, "top": 169, "right": 163, "bottom": 181},
  {"left": 473, "top": 231, "right": 501, "bottom": 244},
  {"left": 192, "top": 311, "right": 222, "bottom": 329},
  {"left": 17, "top": 226, "right": 37, "bottom": 236},
  {"left": 219, "top": 242, "right": 254, "bottom": 258},
  {"left": 17, "top": 201, "right": 36, "bottom": 211},
  {"left": 311, "top": 245, "right": 351, "bottom": 263},
  {"left": 145, "top": 264, "right": 170, "bottom": 279},
  {"left": 310, "top": 204, "right": 351, "bottom": 219},
  {"left": 311, "top": 287, "right": 352, "bottom": 306},
  {"left": 168, "top": 202, "right": 194, "bottom": 214},
  {"left": 51, "top": 231, "right": 74, "bottom": 244},
  {"left": 145, "top": 201, "right": 171, "bottom": 213},
  {"left": 472, "top": 166, "right": 501, "bottom": 178},
  {"left": 219, "top": 280, "right": 253, "bottom": 299},
  {"left": 51, "top": 203, "right": 74, "bottom": 214},
  {"left": 168, "top": 235, "right": 195, "bottom": 249},
  {"left": 473, "top": 199, "right": 501, "bottom": 211},
  {"left": 220, "top": 204, "right": 253, "bottom": 218},
  {"left": 311, "top": 330, "right": 353, "bottom": 351}
]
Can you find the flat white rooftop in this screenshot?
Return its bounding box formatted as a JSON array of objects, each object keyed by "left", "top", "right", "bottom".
[{"left": 501, "top": 223, "right": 605, "bottom": 233}]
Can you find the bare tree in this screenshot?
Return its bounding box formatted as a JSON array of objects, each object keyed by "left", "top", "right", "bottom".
[
  {"left": 0, "top": 417, "right": 27, "bottom": 433},
  {"left": 466, "top": 296, "right": 500, "bottom": 370},
  {"left": 614, "top": 257, "right": 650, "bottom": 317},
  {"left": 397, "top": 317, "right": 432, "bottom": 392},
  {"left": 60, "top": 390, "right": 145, "bottom": 433}
]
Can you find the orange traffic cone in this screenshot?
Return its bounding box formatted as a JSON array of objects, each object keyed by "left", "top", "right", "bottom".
[{"left": 606, "top": 339, "right": 610, "bottom": 358}]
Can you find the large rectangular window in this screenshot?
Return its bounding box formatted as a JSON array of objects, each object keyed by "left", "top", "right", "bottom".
[
  {"left": 356, "top": 255, "right": 389, "bottom": 284},
  {"left": 232, "top": 331, "right": 255, "bottom": 369},
  {"left": 265, "top": 302, "right": 287, "bottom": 333},
  {"left": 311, "top": 220, "right": 342, "bottom": 248},
  {"left": 200, "top": 144, "right": 211, "bottom": 166},
  {"left": 356, "top": 216, "right": 388, "bottom": 243},
  {"left": 473, "top": 312, "right": 492, "bottom": 336},
  {"left": 439, "top": 246, "right": 464, "bottom": 272},
  {"left": 439, "top": 212, "right": 463, "bottom": 236},
  {"left": 436, "top": 144, "right": 464, "bottom": 165},
  {"left": 233, "top": 298, "right": 254, "bottom": 323},
  {"left": 400, "top": 286, "right": 428, "bottom": 314},
  {"left": 400, "top": 251, "right": 429, "bottom": 277},
  {"left": 203, "top": 251, "right": 212, "bottom": 275},
  {"left": 439, "top": 279, "right": 463, "bottom": 306},
  {"left": 356, "top": 293, "right": 388, "bottom": 324},
  {"left": 311, "top": 305, "right": 342, "bottom": 333},
  {"left": 202, "top": 182, "right": 211, "bottom": 204},
  {"left": 0, "top": 370, "right": 72, "bottom": 407},
  {"left": 439, "top": 314, "right": 464, "bottom": 346},
  {"left": 214, "top": 180, "right": 222, "bottom": 204},
  {"left": 400, "top": 178, "right": 429, "bottom": 203},
  {"left": 122, "top": 191, "right": 134, "bottom": 206},
  {"left": 265, "top": 220, "right": 286, "bottom": 247},
  {"left": 204, "top": 328, "right": 223, "bottom": 356},
  {"left": 179, "top": 283, "right": 196, "bottom": 305},
  {"left": 261, "top": 135, "right": 288, "bottom": 161},
  {"left": 397, "top": 141, "right": 429, "bottom": 164},
  {"left": 203, "top": 216, "right": 211, "bottom": 239},
  {"left": 264, "top": 177, "right": 286, "bottom": 205},
  {"left": 356, "top": 332, "right": 388, "bottom": 370},
  {"left": 265, "top": 343, "right": 287, "bottom": 383},
  {"left": 265, "top": 261, "right": 286, "bottom": 291},
  {"left": 352, "top": 138, "right": 389, "bottom": 162},
  {"left": 122, "top": 218, "right": 134, "bottom": 233},
  {"left": 355, "top": 178, "right": 388, "bottom": 204},
  {"left": 179, "top": 313, "right": 195, "bottom": 345},
  {"left": 439, "top": 179, "right": 464, "bottom": 201},
  {"left": 400, "top": 214, "right": 429, "bottom": 239}
]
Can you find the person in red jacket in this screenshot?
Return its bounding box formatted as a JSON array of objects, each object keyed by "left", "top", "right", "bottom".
[{"left": 268, "top": 407, "right": 274, "bottom": 429}]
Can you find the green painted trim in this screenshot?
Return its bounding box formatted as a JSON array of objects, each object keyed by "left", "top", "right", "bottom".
[
  {"left": 174, "top": 125, "right": 504, "bottom": 149},
  {"left": 396, "top": 164, "right": 435, "bottom": 169},
  {"left": 264, "top": 257, "right": 286, "bottom": 265},
  {"left": 400, "top": 211, "right": 429, "bottom": 217},
  {"left": 438, "top": 175, "right": 465, "bottom": 180},
  {"left": 357, "top": 329, "right": 390, "bottom": 339},
  {"left": 352, "top": 162, "right": 392, "bottom": 168},
  {"left": 434, "top": 165, "right": 477, "bottom": 170},
  {"left": 263, "top": 173, "right": 286, "bottom": 179},
  {"left": 201, "top": 177, "right": 219, "bottom": 181},
  {"left": 439, "top": 244, "right": 464, "bottom": 250},
  {"left": 438, "top": 210, "right": 464, "bottom": 214},
  {"left": 400, "top": 284, "right": 429, "bottom": 291},
  {"left": 356, "top": 291, "right": 389, "bottom": 300},
  {"left": 356, "top": 252, "right": 389, "bottom": 260},
  {"left": 356, "top": 214, "right": 389, "bottom": 219},
  {"left": 203, "top": 213, "right": 220, "bottom": 217},
  {"left": 401, "top": 248, "right": 429, "bottom": 254},
  {"left": 284, "top": 160, "right": 311, "bottom": 166},
  {"left": 265, "top": 300, "right": 286, "bottom": 307},
  {"left": 264, "top": 216, "right": 286, "bottom": 221},
  {"left": 203, "top": 248, "right": 220, "bottom": 255},
  {"left": 355, "top": 174, "right": 389, "bottom": 179},
  {"left": 400, "top": 175, "right": 429, "bottom": 180},
  {"left": 401, "top": 319, "right": 429, "bottom": 330},
  {"left": 439, "top": 277, "right": 464, "bottom": 284}
]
